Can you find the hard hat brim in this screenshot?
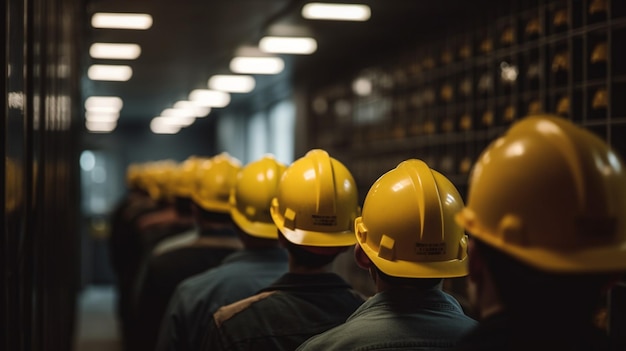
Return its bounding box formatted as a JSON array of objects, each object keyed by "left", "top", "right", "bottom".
[
  {"left": 271, "top": 202, "right": 357, "bottom": 247},
  {"left": 359, "top": 240, "right": 469, "bottom": 279},
  {"left": 456, "top": 210, "right": 626, "bottom": 273},
  {"left": 191, "top": 194, "right": 231, "bottom": 214},
  {"left": 230, "top": 207, "right": 278, "bottom": 239},
  {"left": 279, "top": 227, "right": 357, "bottom": 247}
]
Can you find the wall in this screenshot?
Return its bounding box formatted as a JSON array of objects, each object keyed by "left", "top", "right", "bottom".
[{"left": 2, "top": 0, "right": 82, "bottom": 349}]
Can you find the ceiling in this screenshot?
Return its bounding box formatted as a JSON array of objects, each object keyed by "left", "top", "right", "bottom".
[{"left": 81, "top": 0, "right": 490, "bottom": 129}]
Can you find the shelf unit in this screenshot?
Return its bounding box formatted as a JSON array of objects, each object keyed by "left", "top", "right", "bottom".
[{"left": 308, "top": 0, "right": 626, "bottom": 199}]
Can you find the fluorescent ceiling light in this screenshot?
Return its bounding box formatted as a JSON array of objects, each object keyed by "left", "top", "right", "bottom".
[
  {"left": 161, "top": 108, "right": 195, "bottom": 119},
  {"left": 88, "top": 64, "right": 133, "bottom": 81},
  {"left": 158, "top": 110, "right": 196, "bottom": 127},
  {"left": 302, "top": 3, "right": 371, "bottom": 21},
  {"left": 208, "top": 75, "right": 256, "bottom": 93},
  {"left": 150, "top": 118, "right": 181, "bottom": 134},
  {"left": 91, "top": 13, "right": 153, "bottom": 30},
  {"left": 188, "top": 89, "right": 231, "bottom": 108},
  {"left": 259, "top": 36, "right": 317, "bottom": 55},
  {"left": 151, "top": 115, "right": 193, "bottom": 129},
  {"left": 173, "top": 101, "right": 211, "bottom": 117},
  {"left": 84, "top": 96, "right": 123, "bottom": 111},
  {"left": 85, "top": 111, "right": 120, "bottom": 122},
  {"left": 230, "top": 57, "right": 284, "bottom": 74},
  {"left": 86, "top": 120, "right": 117, "bottom": 133},
  {"left": 89, "top": 43, "right": 141, "bottom": 60}
]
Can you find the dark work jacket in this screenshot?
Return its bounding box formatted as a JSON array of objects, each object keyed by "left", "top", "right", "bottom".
[
  {"left": 131, "top": 230, "right": 241, "bottom": 351},
  {"left": 202, "top": 272, "right": 365, "bottom": 351},
  {"left": 297, "top": 288, "right": 477, "bottom": 350},
  {"left": 454, "top": 311, "right": 611, "bottom": 351},
  {"left": 155, "top": 247, "right": 289, "bottom": 351}
]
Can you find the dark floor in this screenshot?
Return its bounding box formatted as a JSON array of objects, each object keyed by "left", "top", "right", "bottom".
[{"left": 74, "top": 285, "right": 122, "bottom": 351}]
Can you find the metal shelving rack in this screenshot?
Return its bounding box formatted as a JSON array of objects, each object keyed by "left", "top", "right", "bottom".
[{"left": 308, "top": 0, "right": 626, "bottom": 199}]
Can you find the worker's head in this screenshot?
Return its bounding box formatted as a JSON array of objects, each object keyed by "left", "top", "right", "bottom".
[
  {"left": 230, "top": 155, "right": 286, "bottom": 245},
  {"left": 270, "top": 149, "right": 360, "bottom": 267},
  {"left": 191, "top": 153, "right": 241, "bottom": 226},
  {"left": 354, "top": 159, "right": 468, "bottom": 288},
  {"left": 456, "top": 115, "right": 626, "bottom": 311}
]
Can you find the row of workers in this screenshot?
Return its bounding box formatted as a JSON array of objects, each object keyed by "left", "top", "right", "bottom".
[{"left": 108, "top": 114, "right": 626, "bottom": 351}]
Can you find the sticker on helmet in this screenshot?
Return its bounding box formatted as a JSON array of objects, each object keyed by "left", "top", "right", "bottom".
[
  {"left": 415, "top": 242, "right": 446, "bottom": 256},
  {"left": 312, "top": 215, "right": 337, "bottom": 226}
]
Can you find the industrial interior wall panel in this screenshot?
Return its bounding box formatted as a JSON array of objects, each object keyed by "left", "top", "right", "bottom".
[
  {"left": 3, "top": 0, "right": 82, "bottom": 350},
  {"left": 307, "top": 0, "right": 626, "bottom": 195}
]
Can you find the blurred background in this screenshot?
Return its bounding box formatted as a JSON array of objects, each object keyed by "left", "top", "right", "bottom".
[{"left": 3, "top": 0, "right": 626, "bottom": 350}]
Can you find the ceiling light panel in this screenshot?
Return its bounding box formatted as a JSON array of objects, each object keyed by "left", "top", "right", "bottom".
[
  {"left": 84, "top": 96, "right": 123, "bottom": 111},
  {"left": 150, "top": 118, "right": 181, "bottom": 134},
  {"left": 86, "top": 120, "right": 117, "bottom": 133},
  {"left": 89, "top": 43, "right": 142, "bottom": 60},
  {"left": 161, "top": 108, "right": 196, "bottom": 119},
  {"left": 188, "top": 89, "right": 231, "bottom": 108},
  {"left": 88, "top": 64, "right": 133, "bottom": 81},
  {"left": 85, "top": 111, "right": 120, "bottom": 122},
  {"left": 91, "top": 13, "right": 153, "bottom": 30},
  {"left": 301, "top": 3, "right": 371, "bottom": 21},
  {"left": 229, "top": 57, "right": 284, "bottom": 74},
  {"left": 173, "top": 101, "right": 211, "bottom": 117},
  {"left": 152, "top": 115, "right": 194, "bottom": 128},
  {"left": 208, "top": 75, "right": 256, "bottom": 93},
  {"left": 259, "top": 36, "right": 317, "bottom": 55}
]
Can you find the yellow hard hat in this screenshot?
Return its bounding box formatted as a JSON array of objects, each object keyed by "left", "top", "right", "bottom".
[
  {"left": 355, "top": 159, "right": 468, "bottom": 278},
  {"left": 456, "top": 115, "right": 626, "bottom": 273},
  {"left": 155, "top": 160, "right": 179, "bottom": 201},
  {"left": 270, "top": 149, "right": 360, "bottom": 247},
  {"left": 141, "top": 160, "right": 177, "bottom": 201},
  {"left": 192, "top": 153, "right": 241, "bottom": 213},
  {"left": 172, "top": 156, "right": 207, "bottom": 198},
  {"left": 230, "top": 155, "right": 287, "bottom": 238}
]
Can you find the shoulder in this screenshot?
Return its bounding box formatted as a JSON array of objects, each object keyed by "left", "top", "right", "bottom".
[
  {"left": 296, "top": 322, "right": 351, "bottom": 351},
  {"left": 212, "top": 291, "right": 276, "bottom": 327}
]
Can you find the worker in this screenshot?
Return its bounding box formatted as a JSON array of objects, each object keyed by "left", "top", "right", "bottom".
[
  {"left": 109, "top": 161, "right": 179, "bottom": 350},
  {"left": 132, "top": 153, "right": 243, "bottom": 351},
  {"left": 155, "top": 155, "right": 290, "bottom": 351},
  {"left": 151, "top": 156, "right": 208, "bottom": 256},
  {"left": 135, "top": 160, "right": 196, "bottom": 251},
  {"left": 297, "top": 159, "right": 477, "bottom": 350},
  {"left": 201, "top": 149, "right": 366, "bottom": 351},
  {"left": 453, "top": 115, "right": 626, "bottom": 350}
]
